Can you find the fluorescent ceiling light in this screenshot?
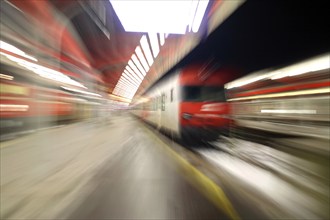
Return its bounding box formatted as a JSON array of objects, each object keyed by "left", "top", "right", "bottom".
[
  {"left": 110, "top": 1, "right": 194, "bottom": 34},
  {"left": 148, "top": 33, "right": 160, "bottom": 58},
  {"left": 140, "top": 35, "right": 154, "bottom": 66}
]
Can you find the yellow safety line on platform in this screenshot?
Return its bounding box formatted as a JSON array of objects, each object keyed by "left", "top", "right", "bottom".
[{"left": 142, "top": 126, "right": 241, "bottom": 220}]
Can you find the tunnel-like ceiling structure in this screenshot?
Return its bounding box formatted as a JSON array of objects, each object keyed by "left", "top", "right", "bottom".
[{"left": 1, "top": 0, "right": 328, "bottom": 105}]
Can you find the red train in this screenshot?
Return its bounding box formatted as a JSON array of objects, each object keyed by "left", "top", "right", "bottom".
[{"left": 132, "top": 63, "right": 238, "bottom": 141}]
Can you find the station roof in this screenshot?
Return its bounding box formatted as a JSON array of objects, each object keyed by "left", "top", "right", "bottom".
[{"left": 2, "top": 0, "right": 329, "bottom": 104}]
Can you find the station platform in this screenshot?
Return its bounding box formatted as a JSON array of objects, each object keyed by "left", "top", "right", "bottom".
[
  {"left": 1, "top": 114, "right": 230, "bottom": 219},
  {"left": 2, "top": 113, "right": 328, "bottom": 220}
]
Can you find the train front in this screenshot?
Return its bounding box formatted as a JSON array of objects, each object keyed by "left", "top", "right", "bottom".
[{"left": 179, "top": 65, "right": 236, "bottom": 141}]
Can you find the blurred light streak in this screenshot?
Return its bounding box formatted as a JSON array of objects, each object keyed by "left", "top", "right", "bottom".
[
  {"left": 108, "top": 94, "right": 131, "bottom": 102},
  {"left": 0, "top": 104, "right": 29, "bottom": 111},
  {"left": 261, "top": 109, "right": 317, "bottom": 114},
  {"left": 0, "top": 41, "right": 38, "bottom": 61},
  {"left": 226, "top": 53, "right": 330, "bottom": 89},
  {"left": 61, "top": 86, "right": 102, "bottom": 97},
  {"left": 1, "top": 53, "right": 86, "bottom": 88},
  {"left": 270, "top": 55, "right": 330, "bottom": 80},
  {"left": 0, "top": 73, "right": 14, "bottom": 80},
  {"left": 228, "top": 87, "right": 330, "bottom": 101}
]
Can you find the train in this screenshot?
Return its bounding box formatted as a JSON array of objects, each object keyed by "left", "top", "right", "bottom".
[
  {"left": 131, "top": 63, "right": 239, "bottom": 141},
  {"left": 132, "top": 53, "right": 329, "bottom": 144},
  {"left": 225, "top": 53, "right": 330, "bottom": 141}
]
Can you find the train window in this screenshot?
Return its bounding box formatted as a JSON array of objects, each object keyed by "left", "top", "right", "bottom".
[
  {"left": 170, "top": 88, "right": 173, "bottom": 102},
  {"left": 182, "top": 86, "right": 226, "bottom": 102},
  {"left": 161, "top": 93, "right": 165, "bottom": 111}
]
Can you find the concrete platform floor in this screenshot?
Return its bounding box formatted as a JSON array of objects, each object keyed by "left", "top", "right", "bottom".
[{"left": 1, "top": 114, "right": 228, "bottom": 219}]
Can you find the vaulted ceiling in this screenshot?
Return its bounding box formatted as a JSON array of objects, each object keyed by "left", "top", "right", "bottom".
[{"left": 3, "top": 0, "right": 329, "bottom": 103}]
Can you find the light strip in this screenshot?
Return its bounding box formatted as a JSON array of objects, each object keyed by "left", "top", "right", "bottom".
[
  {"left": 108, "top": 94, "right": 131, "bottom": 103},
  {"left": 61, "top": 86, "right": 102, "bottom": 97},
  {"left": 118, "top": 79, "right": 137, "bottom": 88},
  {"left": 128, "top": 60, "right": 144, "bottom": 79},
  {"left": 260, "top": 109, "right": 317, "bottom": 114},
  {"left": 132, "top": 54, "right": 147, "bottom": 76},
  {"left": 121, "top": 74, "right": 139, "bottom": 86},
  {"left": 227, "top": 87, "right": 330, "bottom": 101},
  {"left": 124, "top": 70, "right": 141, "bottom": 84},
  {"left": 116, "top": 82, "right": 134, "bottom": 90},
  {"left": 148, "top": 33, "right": 160, "bottom": 58},
  {"left": 270, "top": 55, "right": 330, "bottom": 80},
  {"left": 3, "top": 53, "right": 86, "bottom": 88},
  {"left": 114, "top": 82, "right": 130, "bottom": 91},
  {"left": 120, "top": 74, "right": 136, "bottom": 85},
  {"left": 122, "top": 72, "right": 139, "bottom": 85},
  {"left": 135, "top": 46, "right": 150, "bottom": 72},
  {"left": 192, "top": 0, "right": 209, "bottom": 33},
  {"left": 226, "top": 53, "right": 330, "bottom": 89},
  {"left": 140, "top": 35, "right": 154, "bottom": 66},
  {"left": 0, "top": 41, "right": 38, "bottom": 61},
  {"left": 118, "top": 80, "right": 136, "bottom": 90},
  {"left": 126, "top": 66, "right": 143, "bottom": 81},
  {"left": 0, "top": 104, "right": 29, "bottom": 112},
  {"left": 0, "top": 73, "right": 14, "bottom": 80}
]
